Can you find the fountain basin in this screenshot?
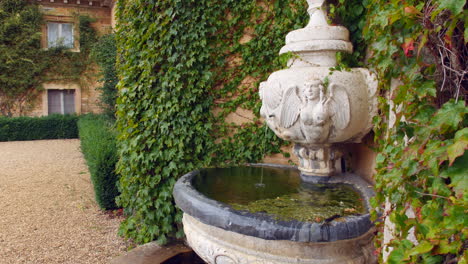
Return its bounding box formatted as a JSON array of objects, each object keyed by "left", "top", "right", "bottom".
[{"left": 173, "top": 164, "right": 377, "bottom": 264}]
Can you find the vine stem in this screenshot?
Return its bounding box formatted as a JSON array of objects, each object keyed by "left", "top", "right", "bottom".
[{"left": 415, "top": 191, "right": 449, "bottom": 200}]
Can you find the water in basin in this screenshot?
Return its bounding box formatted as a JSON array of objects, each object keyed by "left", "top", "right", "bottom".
[{"left": 192, "top": 166, "right": 365, "bottom": 223}]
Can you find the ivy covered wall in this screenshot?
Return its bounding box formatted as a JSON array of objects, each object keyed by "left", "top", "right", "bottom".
[
  {"left": 0, "top": 0, "right": 46, "bottom": 116},
  {"left": 115, "top": 0, "right": 308, "bottom": 244},
  {"left": 115, "top": 1, "right": 466, "bottom": 263},
  {"left": 0, "top": 0, "right": 113, "bottom": 116}
]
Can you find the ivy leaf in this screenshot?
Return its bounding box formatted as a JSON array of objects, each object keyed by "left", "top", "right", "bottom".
[
  {"left": 432, "top": 177, "right": 452, "bottom": 197},
  {"left": 388, "top": 248, "right": 405, "bottom": 264},
  {"left": 352, "top": 5, "right": 364, "bottom": 16},
  {"left": 430, "top": 100, "right": 466, "bottom": 132},
  {"left": 444, "top": 205, "right": 466, "bottom": 229},
  {"left": 437, "top": 239, "right": 462, "bottom": 254},
  {"left": 447, "top": 128, "right": 468, "bottom": 165},
  {"left": 441, "top": 152, "right": 468, "bottom": 198},
  {"left": 408, "top": 240, "right": 434, "bottom": 256},
  {"left": 415, "top": 81, "right": 437, "bottom": 99},
  {"left": 388, "top": 240, "right": 413, "bottom": 264},
  {"left": 438, "top": 0, "right": 466, "bottom": 15}
]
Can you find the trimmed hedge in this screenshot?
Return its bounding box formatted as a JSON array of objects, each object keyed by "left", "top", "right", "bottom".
[
  {"left": 0, "top": 114, "right": 78, "bottom": 141},
  {"left": 78, "top": 114, "right": 119, "bottom": 210}
]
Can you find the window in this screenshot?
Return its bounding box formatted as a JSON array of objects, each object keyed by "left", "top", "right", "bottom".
[
  {"left": 48, "top": 89, "right": 75, "bottom": 114},
  {"left": 47, "top": 22, "right": 74, "bottom": 48}
]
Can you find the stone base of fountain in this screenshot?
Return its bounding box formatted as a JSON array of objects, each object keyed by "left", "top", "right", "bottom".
[{"left": 184, "top": 214, "right": 376, "bottom": 264}]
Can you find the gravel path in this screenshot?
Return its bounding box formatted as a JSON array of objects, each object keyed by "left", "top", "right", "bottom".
[{"left": 0, "top": 139, "right": 127, "bottom": 264}]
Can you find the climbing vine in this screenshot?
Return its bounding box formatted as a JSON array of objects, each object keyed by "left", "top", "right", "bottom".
[
  {"left": 0, "top": 0, "right": 46, "bottom": 116},
  {"left": 331, "top": 0, "right": 467, "bottom": 262},
  {"left": 91, "top": 33, "right": 118, "bottom": 117},
  {"left": 362, "top": 0, "right": 467, "bottom": 263},
  {"left": 115, "top": 0, "right": 307, "bottom": 244},
  {"left": 0, "top": 0, "right": 99, "bottom": 116}
]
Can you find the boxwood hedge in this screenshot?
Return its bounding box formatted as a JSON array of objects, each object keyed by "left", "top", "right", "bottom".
[
  {"left": 0, "top": 114, "right": 78, "bottom": 141},
  {"left": 78, "top": 114, "right": 119, "bottom": 210}
]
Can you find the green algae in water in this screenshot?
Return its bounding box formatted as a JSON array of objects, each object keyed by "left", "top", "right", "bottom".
[
  {"left": 231, "top": 184, "right": 365, "bottom": 223},
  {"left": 193, "top": 166, "right": 365, "bottom": 223}
]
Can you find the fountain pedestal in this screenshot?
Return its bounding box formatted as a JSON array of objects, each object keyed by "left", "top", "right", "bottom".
[{"left": 293, "top": 144, "right": 340, "bottom": 178}]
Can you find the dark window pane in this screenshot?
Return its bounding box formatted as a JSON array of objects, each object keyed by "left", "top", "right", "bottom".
[
  {"left": 48, "top": 90, "right": 62, "bottom": 114},
  {"left": 47, "top": 89, "right": 76, "bottom": 115},
  {"left": 64, "top": 90, "right": 75, "bottom": 114}
]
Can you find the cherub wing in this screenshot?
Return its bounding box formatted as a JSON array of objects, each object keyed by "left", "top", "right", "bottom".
[
  {"left": 330, "top": 84, "right": 350, "bottom": 130},
  {"left": 280, "top": 85, "right": 301, "bottom": 128}
]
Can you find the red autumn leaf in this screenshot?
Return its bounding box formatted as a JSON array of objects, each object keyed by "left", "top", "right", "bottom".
[{"left": 402, "top": 39, "right": 415, "bottom": 57}]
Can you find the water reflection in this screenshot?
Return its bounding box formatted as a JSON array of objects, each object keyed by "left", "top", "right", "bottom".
[{"left": 193, "top": 166, "right": 300, "bottom": 205}]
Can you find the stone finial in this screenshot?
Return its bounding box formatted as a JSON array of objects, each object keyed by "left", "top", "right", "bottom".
[
  {"left": 306, "top": 0, "right": 328, "bottom": 26},
  {"left": 279, "top": 0, "right": 352, "bottom": 66}
]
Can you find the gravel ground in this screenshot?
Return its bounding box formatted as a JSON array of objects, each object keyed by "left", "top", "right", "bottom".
[{"left": 0, "top": 139, "right": 128, "bottom": 264}]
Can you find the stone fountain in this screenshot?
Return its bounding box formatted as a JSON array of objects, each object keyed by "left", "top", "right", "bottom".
[{"left": 174, "top": 0, "right": 378, "bottom": 263}]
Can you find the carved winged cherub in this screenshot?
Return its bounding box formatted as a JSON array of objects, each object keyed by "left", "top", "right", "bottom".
[{"left": 280, "top": 79, "right": 350, "bottom": 143}]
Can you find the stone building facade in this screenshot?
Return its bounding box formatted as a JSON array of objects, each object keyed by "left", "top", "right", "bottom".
[{"left": 25, "top": 0, "right": 114, "bottom": 116}]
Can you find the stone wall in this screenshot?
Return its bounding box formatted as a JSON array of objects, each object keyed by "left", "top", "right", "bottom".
[{"left": 16, "top": 2, "right": 112, "bottom": 117}]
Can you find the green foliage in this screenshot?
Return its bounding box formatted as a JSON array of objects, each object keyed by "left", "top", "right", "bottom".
[
  {"left": 328, "top": 0, "right": 368, "bottom": 67},
  {"left": 78, "top": 114, "right": 119, "bottom": 210},
  {"left": 115, "top": 0, "right": 307, "bottom": 244},
  {"left": 0, "top": 0, "right": 100, "bottom": 116},
  {"left": 0, "top": 114, "right": 78, "bottom": 141},
  {"left": 78, "top": 15, "right": 98, "bottom": 51},
  {"left": 359, "top": 0, "right": 467, "bottom": 263},
  {"left": 0, "top": 0, "right": 46, "bottom": 116},
  {"left": 91, "top": 34, "right": 118, "bottom": 118}
]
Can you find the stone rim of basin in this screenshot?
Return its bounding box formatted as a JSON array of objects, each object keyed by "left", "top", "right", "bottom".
[{"left": 173, "top": 164, "right": 375, "bottom": 243}]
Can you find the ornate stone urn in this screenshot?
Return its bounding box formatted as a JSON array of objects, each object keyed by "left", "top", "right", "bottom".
[{"left": 259, "top": 0, "right": 377, "bottom": 178}]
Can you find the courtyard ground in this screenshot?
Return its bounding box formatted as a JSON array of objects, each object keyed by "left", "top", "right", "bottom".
[{"left": 0, "top": 139, "right": 127, "bottom": 264}]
